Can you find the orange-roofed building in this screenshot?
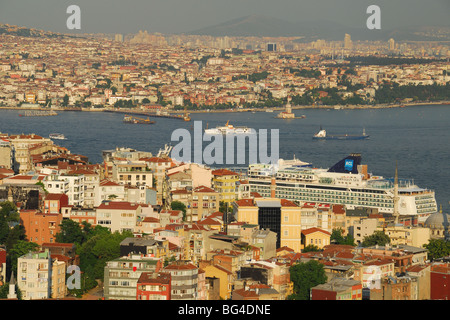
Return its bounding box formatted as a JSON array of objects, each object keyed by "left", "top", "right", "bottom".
[
  {"left": 301, "top": 227, "right": 332, "bottom": 250},
  {"left": 20, "top": 209, "right": 62, "bottom": 245},
  {"left": 163, "top": 262, "right": 198, "bottom": 300},
  {"left": 212, "top": 168, "right": 239, "bottom": 204},
  {"left": 43, "top": 193, "right": 69, "bottom": 214},
  {"left": 137, "top": 272, "right": 171, "bottom": 300}
]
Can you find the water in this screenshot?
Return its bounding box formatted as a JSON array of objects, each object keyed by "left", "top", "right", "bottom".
[{"left": 1, "top": 105, "right": 449, "bottom": 211}]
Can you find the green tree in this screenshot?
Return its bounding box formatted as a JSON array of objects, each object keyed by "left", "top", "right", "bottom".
[
  {"left": 424, "top": 239, "right": 450, "bottom": 261},
  {"left": 55, "top": 219, "right": 86, "bottom": 245},
  {"left": 288, "top": 260, "right": 327, "bottom": 300},
  {"left": 361, "top": 231, "right": 390, "bottom": 247},
  {"left": 331, "top": 228, "right": 356, "bottom": 246},
  {"left": 8, "top": 240, "right": 40, "bottom": 275},
  {"left": 303, "top": 244, "right": 321, "bottom": 252},
  {"left": 77, "top": 230, "right": 133, "bottom": 280},
  {"left": 170, "top": 201, "right": 187, "bottom": 221}
]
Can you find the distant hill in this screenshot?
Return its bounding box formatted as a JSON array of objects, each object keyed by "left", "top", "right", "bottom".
[{"left": 187, "top": 15, "right": 450, "bottom": 42}]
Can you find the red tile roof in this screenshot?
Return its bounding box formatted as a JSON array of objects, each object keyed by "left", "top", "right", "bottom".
[
  {"left": 97, "top": 201, "right": 140, "bottom": 210},
  {"left": 301, "top": 227, "right": 331, "bottom": 236},
  {"left": 212, "top": 168, "right": 238, "bottom": 176}
]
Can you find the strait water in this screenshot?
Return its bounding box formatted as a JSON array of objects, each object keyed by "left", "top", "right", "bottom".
[{"left": 1, "top": 105, "right": 449, "bottom": 211}]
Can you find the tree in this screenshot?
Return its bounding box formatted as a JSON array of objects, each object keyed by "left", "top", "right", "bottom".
[
  {"left": 77, "top": 230, "right": 133, "bottom": 281},
  {"left": 170, "top": 201, "right": 187, "bottom": 221},
  {"left": 7, "top": 240, "right": 40, "bottom": 276},
  {"left": 331, "top": 228, "right": 355, "bottom": 246},
  {"left": 302, "top": 244, "right": 321, "bottom": 252},
  {"left": 361, "top": 231, "right": 390, "bottom": 247},
  {"left": 56, "top": 219, "right": 86, "bottom": 245},
  {"left": 288, "top": 260, "right": 327, "bottom": 300},
  {"left": 424, "top": 239, "right": 450, "bottom": 261}
]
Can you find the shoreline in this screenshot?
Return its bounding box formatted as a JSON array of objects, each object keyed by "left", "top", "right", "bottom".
[{"left": 0, "top": 100, "right": 449, "bottom": 114}]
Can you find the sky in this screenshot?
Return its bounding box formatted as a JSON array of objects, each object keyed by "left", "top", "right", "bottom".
[{"left": 0, "top": 0, "right": 449, "bottom": 35}]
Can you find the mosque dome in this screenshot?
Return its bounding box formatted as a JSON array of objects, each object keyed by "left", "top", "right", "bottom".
[{"left": 424, "top": 210, "right": 450, "bottom": 229}]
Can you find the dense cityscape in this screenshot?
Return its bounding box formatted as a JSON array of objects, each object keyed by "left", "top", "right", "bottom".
[{"left": 0, "top": 19, "right": 449, "bottom": 304}]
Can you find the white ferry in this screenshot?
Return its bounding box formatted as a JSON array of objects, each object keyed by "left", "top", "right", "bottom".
[
  {"left": 204, "top": 121, "right": 255, "bottom": 135},
  {"left": 247, "top": 153, "right": 437, "bottom": 223},
  {"left": 49, "top": 133, "right": 66, "bottom": 140}
]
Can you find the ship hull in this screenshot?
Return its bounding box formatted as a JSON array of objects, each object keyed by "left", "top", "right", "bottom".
[{"left": 313, "top": 135, "right": 369, "bottom": 140}]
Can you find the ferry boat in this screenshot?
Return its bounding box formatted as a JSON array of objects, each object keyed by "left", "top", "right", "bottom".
[
  {"left": 204, "top": 121, "right": 255, "bottom": 135},
  {"left": 247, "top": 153, "right": 437, "bottom": 223},
  {"left": 123, "top": 115, "right": 155, "bottom": 124},
  {"left": 313, "top": 127, "right": 369, "bottom": 140},
  {"left": 49, "top": 133, "right": 66, "bottom": 140}
]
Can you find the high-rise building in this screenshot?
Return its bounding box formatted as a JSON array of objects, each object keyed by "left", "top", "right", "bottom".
[
  {"left": 344, "top": 34, "right": 352, "bottom": 49},
  {"left": 389, "top": 38, "right": 395, "bottom": 51},
  {"left": 267, "top": 43, "right": 277, "bottom": 52},
  {"left": 114, "top": 34, "right": 123, "bottom": 42}
]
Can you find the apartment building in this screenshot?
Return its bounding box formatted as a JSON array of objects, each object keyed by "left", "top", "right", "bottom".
[
  {"left": 212, "top": 169, "right": 239, "bottom": 204},
  {"left": 103, "top": 255, "right": 162, "bottom": 300},
  {"left": 17, "top": 250, "right": 65, "bottom": 300},
  {"left": 136, "top": 272, "right": 171, "bottom": 300},
  {"left": 163, "top": 261, "right": 199, "bottom": 300},
  {"left": 20, "top": 209, "right": 62, "bottom": 245},
  {"left": 232, "top": 198, "right": 303, "bottom": 251},
  {"left": 96, "top": 201, "right": 142, "bottom": 233},
  {"left": 111, "top": 160, "right": 153, "bottom": 188}
]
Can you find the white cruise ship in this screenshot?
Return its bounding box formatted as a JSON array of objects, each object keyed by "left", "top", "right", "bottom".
[{"left": 247, "top": 154, "right": 437, "bottom": 223}]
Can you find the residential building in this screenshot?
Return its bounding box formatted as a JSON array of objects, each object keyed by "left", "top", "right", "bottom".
[
  {"left": 430, "top": 263, "right": 450, "bottom": 300},
  {"left": 212, "top": 168, "right": 239, "bottom": 203},
  {"left": 103, "top": 255, "right": 162, "bottom": 300},
  {"left": 311, "top": 278, "right": 363, "bottom": 300},
  {"left": 136, "top": 272, "right": 171, "bottom": 300},
  {"left": 20, "top": 209, "right": 62, "bottom": 245},
  {"left": 163, "top": 261, "right": 199, "bottom": 300},
  {"left": 301, "top": 227, "right": 331, "bottom": 250},
  {"left": 17, "top": 250, "right": 52, "bottom": 300},
  {"left": 96, "top": 201, "right": 142, "bottom": 233},
  {"left": 43, "top": 193, "right": 69, "bottom": 214},
  {"left": 233, "top": 198, "right": 302, "bottom": 251}
]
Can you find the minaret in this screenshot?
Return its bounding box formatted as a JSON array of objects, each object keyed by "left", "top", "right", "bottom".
[
  {"left": 393, "top": 161, "right": 400, "bottom": 225},
  {"left": 7, "top": 272, "right": 17, "bottom": 299}
]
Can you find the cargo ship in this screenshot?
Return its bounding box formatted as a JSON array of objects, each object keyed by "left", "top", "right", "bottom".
[
  {"left": 123, "top": 115, "right": 155, "bottom": 124},
  {"left": 313, "top": 127, "right": 369, "bottom": 140}
]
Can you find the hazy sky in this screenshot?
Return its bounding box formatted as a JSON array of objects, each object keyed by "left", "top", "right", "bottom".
[{"left": 0, "top": 0, "right": 448, "bottom": 35}]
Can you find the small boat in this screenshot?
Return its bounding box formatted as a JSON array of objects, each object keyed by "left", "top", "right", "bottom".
[
  {"left": 49, "top": 133, "right": 66, "bottom": 140},
  {"left": 313, "top": 127, "right": 369, "bottom": 140},
  {"left": 123, "top": 115, "right": 155, "bottom": 124}
]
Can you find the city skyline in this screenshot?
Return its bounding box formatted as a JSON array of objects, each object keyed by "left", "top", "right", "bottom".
[{"left": 0, "top": 0, "right": 449, "bottom": 36}]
